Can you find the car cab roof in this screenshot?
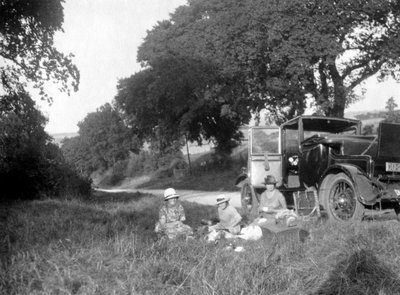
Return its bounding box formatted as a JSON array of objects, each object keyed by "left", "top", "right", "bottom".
[{"left": 282, "top": 116, "right": 360, "bottom": 133}]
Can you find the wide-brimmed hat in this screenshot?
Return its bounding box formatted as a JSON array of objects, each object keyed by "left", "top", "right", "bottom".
[
  {"left": 263, "top": 175, "right": 278, "bottom": 185},
  {"left": 216, "top": 194, "right": 230, "bottom": 205},
  {"left": 164, "top": 188, "right": 179, "bottom": 200}
]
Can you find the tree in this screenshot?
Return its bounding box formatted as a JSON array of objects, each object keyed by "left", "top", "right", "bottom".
[
  {"left": 0, "top": 92, "right": 90, "bottom": 200},
  {"left": 62, "top": 103, "right": 139, "bottom": 176},
  {"left": 0, "top": 92, "right": 50, "bottom": 182},
  {"left": 0, "top": 0, "right": 79, "bottom": 100},
  {"left": 384, "top": 96, "right": 400, "bottom": 123},
  {"left": 61, "top": 136, "right": 93, "bottom": 176},
  {"left": 362, "top": 124, "right": 375, "bottom": 135},
  {"left": 139, "top": 0, "right": 400, "bottom": 119},
  {"left": 115, "top": 56, "right": 250, "bottom": 155},
  {"left": 0, "top": 1, "right": 88, "bottom": 200}
]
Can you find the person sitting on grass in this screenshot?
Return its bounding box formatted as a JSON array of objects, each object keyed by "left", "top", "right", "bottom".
[
  {"left": 255, "top": 175, "right": 287, "bottom": 225},
  {"left": 155, "top": 188, "right": 193, "bottom": 240},
  {"left": 259, "top": 175, "right": 287, "bottom": 212},
  {"left": 208, "top": 195, "right": 242, "bottom": 236}
]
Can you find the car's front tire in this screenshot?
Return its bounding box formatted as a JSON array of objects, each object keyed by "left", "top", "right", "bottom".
[{"left": 319, "top": 172, "right": 364, "bottom": 221}]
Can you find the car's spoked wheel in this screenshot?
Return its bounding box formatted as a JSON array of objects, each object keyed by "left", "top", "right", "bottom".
[
  {"left": 241, "top": 181, "right": 258, "bottom": 220},
  {"left": 321, "top": 173, "right": 364, "bottom": 221},
  {"left": 330, "top": 179, "right": 357, "bottom": 220}
]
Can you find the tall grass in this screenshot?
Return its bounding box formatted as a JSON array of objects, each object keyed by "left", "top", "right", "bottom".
[
  {"left": 136, "top": 152, "right": 248, "bottom": 192},
  {"left": 2, "top": 192, "right": 400, "bottom": 294}
]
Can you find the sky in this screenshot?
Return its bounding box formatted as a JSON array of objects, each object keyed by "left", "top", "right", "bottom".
[
  {"left": 37, "top": 0, "right": 187, "bottom": 134},
  {"left": 37, "top": 0, "right": 400, "bottom": 134}
]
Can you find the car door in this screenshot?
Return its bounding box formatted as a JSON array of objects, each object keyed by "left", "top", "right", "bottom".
[{"left": 248, "top": 126, "right": 282, "bottom": 188}]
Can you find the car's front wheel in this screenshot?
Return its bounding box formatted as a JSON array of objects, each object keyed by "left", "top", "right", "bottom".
[
  {"left": 240, "top": 181, "right": 259, "bottom": 221},
  {"left": 319, "top": 173, "right": 364, "bottom": 221}
]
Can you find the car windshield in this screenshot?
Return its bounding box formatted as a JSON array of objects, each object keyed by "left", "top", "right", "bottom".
[{"left": 251, "top": 128, "right": 279, "bottom": 154}]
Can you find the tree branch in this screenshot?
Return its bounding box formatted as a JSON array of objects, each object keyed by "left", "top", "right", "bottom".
[{"left": 347, "top": 60, "right": 385, "bottom": 90}]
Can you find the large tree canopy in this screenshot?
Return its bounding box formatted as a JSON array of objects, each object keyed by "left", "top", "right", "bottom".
[
  {"left": 138, "top": 0, "right": 400, "bottom": 119},
  {"left": 0, "top": 0, "right": 79, "bottom": 100},
  {"left": 115, "top": 55, "right": 250, "bottom": 155}
]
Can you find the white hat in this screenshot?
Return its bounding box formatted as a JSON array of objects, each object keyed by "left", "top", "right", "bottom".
[
  {"left": 216, "top": 194, "right": 230, "bottom": 205},
  {"left": 164, "top": 188, "right": 179, "bottom": 200}
]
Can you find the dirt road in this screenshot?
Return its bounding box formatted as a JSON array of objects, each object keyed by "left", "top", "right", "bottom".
[{"left": 96, "top": 187, "right": 242, "bottom": 208}]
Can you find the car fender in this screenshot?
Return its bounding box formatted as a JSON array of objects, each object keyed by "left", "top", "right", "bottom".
[{"left": 319, "top": 164, "right": 379, "bottom": 205}]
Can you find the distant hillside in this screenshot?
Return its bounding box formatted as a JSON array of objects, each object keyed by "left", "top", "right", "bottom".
[
  {"left": 347, "top": 109, "right": 400, "bottom": 120},
  {"left": 360, "top": 117, "right": 385, "bottom": 126},
  {"left": 345, "top": 110, "right": 397, "bottom": 134},
  {"left": 346, "top": 110, "right": 381, "bottom": 119},
  {"left": 50, "top": 132, "right": 78, "bottom": 146}
]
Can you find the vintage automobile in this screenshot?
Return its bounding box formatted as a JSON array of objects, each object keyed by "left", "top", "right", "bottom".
[{"left": 238, "top": 115, "right": 400, "bottom": 221}]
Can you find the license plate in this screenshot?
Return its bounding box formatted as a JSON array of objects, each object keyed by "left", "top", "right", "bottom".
[{"left": 386, "top": 162, "right": 400, "bottom": 172}]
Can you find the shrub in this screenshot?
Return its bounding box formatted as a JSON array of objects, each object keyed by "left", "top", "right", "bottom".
[
  {"left": 60, "top": 166, "right": 92, "bottom": 197},
  {"left": 0, "top": 93, "right": 92, "bottom": 201},
  {"left": 125, "top": 150, "right": 153, "bottom": 177}
]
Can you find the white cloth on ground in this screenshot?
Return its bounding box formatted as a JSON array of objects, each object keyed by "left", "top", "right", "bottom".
[{"left": 237, "top": 224, "right": 263, "bottom": 241}]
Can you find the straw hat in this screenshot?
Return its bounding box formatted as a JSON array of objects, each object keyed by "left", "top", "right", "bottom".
[
  {"left": 263, "top": 175, "right": 278, "bottom": 185},
  {"left": 164, "top": 188, "right": 179, "bottom": 200},
  {"left": 216, "top": 194, "right": 230, "bottom": 205}
]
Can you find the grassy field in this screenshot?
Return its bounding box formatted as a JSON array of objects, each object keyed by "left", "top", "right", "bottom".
[
  {"left": 135, "top": 150, "right": 247, "bottom": 192},
  {"left": 2, "top": 192, "right": 400, "bottom": 294},
  {"left": 135, "top": 167, "right": 242, "bottom": 192}
]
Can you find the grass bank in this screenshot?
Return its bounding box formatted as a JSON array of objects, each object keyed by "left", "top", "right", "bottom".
[
  {"left": 135, "top": 152, "right": 247, "bottom": 192},
  {"left": 136, "top": 167, "right": 241, "bottom": 192},
  {"left": 2, "top": 192, "right": 400, "bottom": 294}
]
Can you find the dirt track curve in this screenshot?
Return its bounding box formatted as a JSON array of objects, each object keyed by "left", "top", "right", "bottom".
[{"left": 96, "top": 187, "right": 242, "bottom": 208}]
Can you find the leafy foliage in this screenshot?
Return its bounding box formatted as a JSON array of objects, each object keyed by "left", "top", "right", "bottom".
[
  {"left": 61, "top": 136, "right": 94, "bottom": 176},
  {"left": 384, "top": 96, "right": 400, "bottom": 123},
  {"left": 115, "top": 57, "right": 249, "bottom": 154},
  {"left": 0, "top": 1, "right": 88, "bottom": 201},
  {"left": 116, "top": 52, "right": 250, "bottom": 155},
  {"left": 0, "top": 0, "right": 79, "bottom": 100},
  {"left": 62, "top": 103, "right": 139, "bottom": 177},
  {"left": 138, "top": 0, "right": 400, "bottom": 120},
  {"left": 0, "top": 92, "right": 91, "bottom": 200},
  {"left": 362, "top": 124, "right": 375, "bottom": 135},
  {"left": 116, "top": 0, "right": 400, "bottom": 156}
]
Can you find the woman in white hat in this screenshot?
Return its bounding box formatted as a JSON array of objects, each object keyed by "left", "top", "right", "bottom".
[
  {"left": 155, "top": 188, "right": 193, "bottom": 239},
  {"left": 209, "top": 194, "right": 242, "bottom": 235}
]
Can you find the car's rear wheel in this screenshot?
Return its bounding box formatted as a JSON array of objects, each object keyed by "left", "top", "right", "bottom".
[
  {"left": 241, "top": 181, "right": 259, "bottom": 221},
  {"left": 320, "top": 173, "right": 364, "bottom": 221}
]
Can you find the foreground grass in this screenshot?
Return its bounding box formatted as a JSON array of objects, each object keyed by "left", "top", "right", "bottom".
[{"left": 2, "top": 192, "right": 400, "bottom": 294}]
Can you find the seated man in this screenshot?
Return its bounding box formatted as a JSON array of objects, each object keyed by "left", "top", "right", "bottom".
[{"left": 209, "top": 195, "right": 242, "bottom": 235}]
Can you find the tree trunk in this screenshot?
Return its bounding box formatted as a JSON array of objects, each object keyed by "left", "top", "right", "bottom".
[{"left": 328, "top": 63, "right": 346, "bottom": 118}]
